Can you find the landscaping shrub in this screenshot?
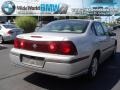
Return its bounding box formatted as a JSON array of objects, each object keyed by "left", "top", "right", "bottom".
[{"left": 15, "top": 16, "right": 38, "bottom": 33}]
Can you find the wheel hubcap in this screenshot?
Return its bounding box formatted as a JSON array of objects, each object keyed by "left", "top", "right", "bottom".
[{"left": 91, "top": 58, "right": 98, "bottom": 77}]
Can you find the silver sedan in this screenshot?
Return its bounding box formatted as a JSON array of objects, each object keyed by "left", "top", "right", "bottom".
[
  {"left": 10, "top": 19, "right": 117, "bottom": 79},
  {"left": 0, "top": 24, "right": 24, "bottom": 43}
]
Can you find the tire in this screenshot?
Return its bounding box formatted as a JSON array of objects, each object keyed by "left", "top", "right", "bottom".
[
  {"left": 0, "top": 35, "right": 4, "bottom": 44},
  {"left": 88, "top": 56, "right": 98, "bottom": 79},
  {"left": 110, "top": 45, "right": 117, "bottom": 58}
]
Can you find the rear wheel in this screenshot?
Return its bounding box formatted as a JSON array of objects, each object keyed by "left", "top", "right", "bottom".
[
  {"left": 88, "top": 56, "right": 98, "bottom": 79},
  {"left": 0, "top": 35, "right": 4, "bottom": 44},
  {"left": 111, "top": 45, "right": 117, "bottom": 58}
]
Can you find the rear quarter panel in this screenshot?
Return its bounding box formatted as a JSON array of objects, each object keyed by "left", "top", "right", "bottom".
[{"left": 64, "top": 33, "right": 95, "bottom": 70}]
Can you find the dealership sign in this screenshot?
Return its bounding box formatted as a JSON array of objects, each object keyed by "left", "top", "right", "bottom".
[{"left": 0, "top": 0, "right": 120, "bottom": 16}]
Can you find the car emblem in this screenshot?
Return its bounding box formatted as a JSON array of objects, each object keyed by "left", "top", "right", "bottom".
[
  {"left": 33, "top": 44, "right": 37, "bottom": 49},
  {"left": 2, "top": 1, "right": 16, "bottom": 15}
]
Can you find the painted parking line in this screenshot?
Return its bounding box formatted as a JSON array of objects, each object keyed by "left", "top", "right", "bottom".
[{"left": 0, "top": 70, "right": 29, "bottom": 81}]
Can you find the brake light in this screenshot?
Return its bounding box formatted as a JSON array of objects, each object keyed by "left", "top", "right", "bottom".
[
  {"left": 8, "top": 30, "right": 13, "bottom": 34},
  {"left": 20, "top": 40, "right": 25, "bottom": 49},
  {"left": 14, "top": 38, "right": 25, "bottom": 49},
  {"left": 48, "top": 42, "right": 58, "bottom": 53},
  {"left": 14, "top": 38, "right": 20, "bottom": 48},
  {"left": 48, "top": 41, "right": 77, "bottom": 55},
  {"left": 60, "top": 42, "right": 74, "bottom": 55},
  {"left": 14, "top": 39, "right": 78, "bottom": 55}
]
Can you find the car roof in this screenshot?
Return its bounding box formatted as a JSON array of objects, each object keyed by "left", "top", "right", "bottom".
[
  {"left": 52, "top": 19, "right": 95, "bottom": 23},
  {"left": 0, "top": 24, "right": 14, "bottom": 25},
  {"left": 56, "top": 19, "right": 93, "bottom": 21}
]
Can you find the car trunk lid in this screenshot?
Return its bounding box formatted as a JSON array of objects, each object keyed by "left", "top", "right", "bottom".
[{"left": 17, "top": 32, "right": 67, "bottom": 41}]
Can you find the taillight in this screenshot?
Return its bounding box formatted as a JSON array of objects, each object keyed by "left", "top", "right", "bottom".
[
  {"left": 20, "top": 40, "right": 25, "bottom": 49},
  {"left": 48, "top": 41, "right": 77, "bottom": 55},
  {"left": 60, "top": 41, "right": 76, "bottom": 55},
  {"left": 14, "top": 39, "right": 78, "bottom": 55},
  {"left": 14, "top": 38, "right": 20, "bottom": 48},
  {"left": 14, "top": 38, "right": 25, "bottom": 49},
  {"left": 8, "top": 30, "right": 13, "bottom": 34},
  {"left": 48, "top": 42, "right": 58, "bottom": 53}
]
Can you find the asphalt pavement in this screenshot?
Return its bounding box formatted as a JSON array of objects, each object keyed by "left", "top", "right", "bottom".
[
  {"left": 0, "top": 30, "right": 120, "bottom": 90},
  {"left": 0, "top": 43, "right": 27, "bottom": 80}
]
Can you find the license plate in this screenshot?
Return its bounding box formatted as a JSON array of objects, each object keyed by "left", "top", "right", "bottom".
[{"left": 21, "top": 55, "right": 45, "bottom": 68}]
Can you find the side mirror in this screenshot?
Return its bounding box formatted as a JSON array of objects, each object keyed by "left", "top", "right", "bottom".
[
  {"left": 108, "top": 27, "right": 113, "bottom": 31},
  {"left": 109, "top": 32, "right": 116, "bottom": 36}
]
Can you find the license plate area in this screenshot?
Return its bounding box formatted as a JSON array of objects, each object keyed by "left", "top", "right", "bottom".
[{"left": 20, "top": 55, "right": 45, "bottom": 68}]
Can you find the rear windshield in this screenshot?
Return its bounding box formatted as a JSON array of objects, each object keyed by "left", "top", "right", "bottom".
[
  {"left": 37, "top": 20, "right": 89, "bottom": 33},
  {"left": 3, "top": 24, "right": 17, "bottom": 29}
]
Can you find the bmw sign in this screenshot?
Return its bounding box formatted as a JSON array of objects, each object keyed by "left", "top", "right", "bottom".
[{"left": 2, "top": 1, "right": 16, "bottom": 15}]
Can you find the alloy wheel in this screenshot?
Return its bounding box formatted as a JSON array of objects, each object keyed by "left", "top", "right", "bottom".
[{"left": 91, "top": 57, "right": 98, "bottom": 77}]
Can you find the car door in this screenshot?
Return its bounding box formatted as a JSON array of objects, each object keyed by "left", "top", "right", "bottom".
[
  {"left": 0, "top": 26, "right": 2, "bottom": 35},
  {"left": 93, "top": 22, "right": 111, "bottom": 62},
  {"left": 101, "top": 23, "right": 115, "bottom": 55}
]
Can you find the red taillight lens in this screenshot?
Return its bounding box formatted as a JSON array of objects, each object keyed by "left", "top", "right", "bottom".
[
  {"left": 20, "top": 40, "right": 25, "bottom": 49},
  {"left": 48, "top": 41, "right": 77, "bottom": 55},
  {"left": 8, "top": 30, "right": 13, "bottom": 34},
  {"left": 60, "top": 42, "right": 73, "bottom": 55},
  {"left": 48, "top": 42, "right": 58, "bottom": 53},
  {"left": 60, "top": 41, "right": 77, "bottom": 55},
  {"left": 14, "top": 38, "right": 20, "bottom": 48},
  {"left": 14, "top": 39, "right": 78, "bottom": 55},
  {"left": 14, "top": 38, "right": 25, "bottom": 49}
]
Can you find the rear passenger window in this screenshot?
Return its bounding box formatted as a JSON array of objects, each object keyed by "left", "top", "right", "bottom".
[
  {"left": 91, "top": 24, "right": 96, "bottom": 35},
  {"left": 101, "top": 23, "right": 109, "bottom": 36},
  {"left": 94, "top": 22, "right": 105, "bottom": 36}
]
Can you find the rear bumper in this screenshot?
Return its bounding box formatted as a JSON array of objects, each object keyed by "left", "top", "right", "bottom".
[
  {"left": 3, "top": 32, "right": 23, "bottom": 41},
  {"left": 10, "top": 48, "right": 90, "bottom": 78},
  {"left": 3, "top": 35, "right": 14, "bottom": 41}
]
